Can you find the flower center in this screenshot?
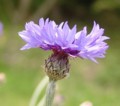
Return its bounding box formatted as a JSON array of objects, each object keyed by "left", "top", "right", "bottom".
[{"left": 52, "top": 49, "right": 68, "bottom": 59}]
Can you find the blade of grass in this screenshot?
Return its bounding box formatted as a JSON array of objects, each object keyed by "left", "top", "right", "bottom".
[{"left": 29, "top": 76, "right": 48, "bottom": 106}]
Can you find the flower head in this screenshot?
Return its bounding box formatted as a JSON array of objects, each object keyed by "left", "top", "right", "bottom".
[
  {"left": 19, "top": 18, "right": 109, "bottom": 63},
  {"left": 0, "top": 22, "right": 3, "bottom": 36}
]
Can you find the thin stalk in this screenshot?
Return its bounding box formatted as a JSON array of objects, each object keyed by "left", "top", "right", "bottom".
[
  {"left": 37, "top": 95, "right": 45, "bottom": 106},
  {"left": 45, "top": 79, "right": 56, "bottom": 106},
  {"left": 29, "top": 76, "right": 48, "bottom": 106}
]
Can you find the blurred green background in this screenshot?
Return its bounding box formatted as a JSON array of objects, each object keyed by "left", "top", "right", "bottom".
[{"left": 0, "top": 0, "right": 120, "bottom": 106}]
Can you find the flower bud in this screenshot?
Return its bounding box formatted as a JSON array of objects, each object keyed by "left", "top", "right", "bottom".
[{"left": 45, "top": 52, "right": 70, "bottom": 81}]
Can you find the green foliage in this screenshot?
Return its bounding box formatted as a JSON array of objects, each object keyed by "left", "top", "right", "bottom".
[
  {"left": 30, "top": 0, "right": 45, "bottom": 14},
  {"left": 92, "top": 0, "right": 120, "bottom": 12}
]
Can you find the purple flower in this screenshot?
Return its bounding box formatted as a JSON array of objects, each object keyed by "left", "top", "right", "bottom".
[
  {"left": 19, "top": 18, "right": 109, "bottom": 63},
  {"left": 0, "top": 22, "right": 3, "bottom": 35}
]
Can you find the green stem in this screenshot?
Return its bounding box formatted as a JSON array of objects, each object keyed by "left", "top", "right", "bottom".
[
  {"left": 29, "top": 76, "right": 48, "bottom": 106},
  {"left": 45, "top": 79, "right": 56, "bottom": 106}
]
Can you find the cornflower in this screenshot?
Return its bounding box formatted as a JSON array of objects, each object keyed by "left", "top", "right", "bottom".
[
  {"left": 0, "top": 22, "right": 3, "bottom": 36},
  {"left": 19, "top": 18, "right": 109, "bottom": 106}
]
